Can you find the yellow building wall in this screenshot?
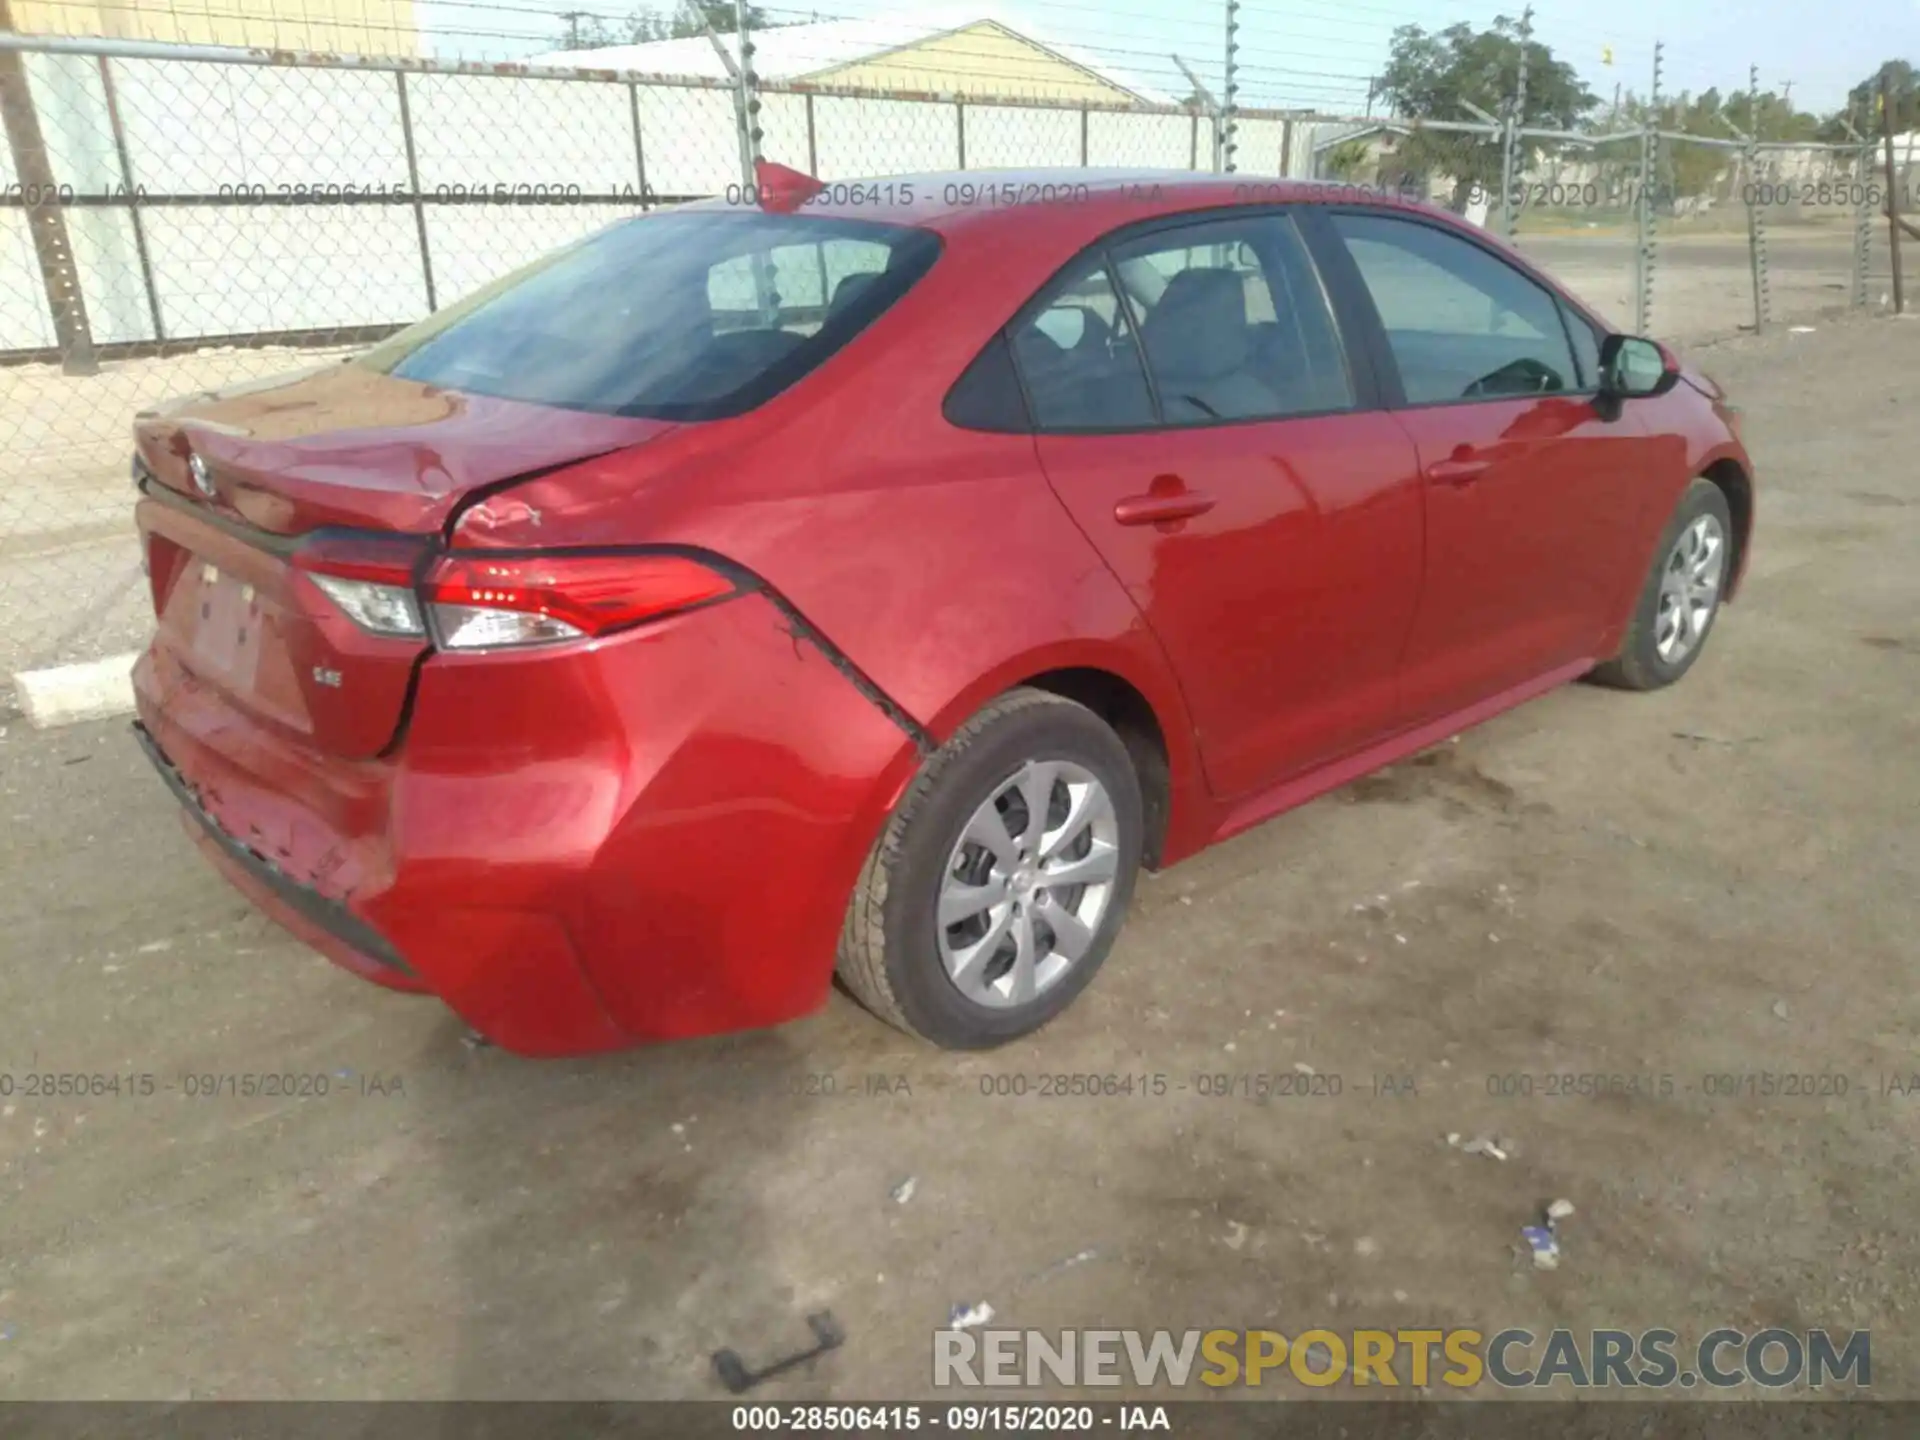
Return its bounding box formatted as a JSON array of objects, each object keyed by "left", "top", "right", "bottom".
[
  {"left": 816, "top": 22, "right": 1134, "bottom": 104},
  {"left": 10, "top": 0, "right": 419, "bottom": 56}
]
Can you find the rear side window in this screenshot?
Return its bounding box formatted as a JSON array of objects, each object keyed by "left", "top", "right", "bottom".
[
  {"left": 1331, "top": 212, "right": 1577, "bottom": 404},
  {"left": 1008, "top": 256, "right": 1157, "bottom": 431},
  {"left": 358, "top": 212, "right": 940, "bottom": 420},
  {"left": 945, "top": 334, "right": 1031, "bottom": 431},
  {"left": 1110, "top": 214, "right": 1353, "bottom": 422}
]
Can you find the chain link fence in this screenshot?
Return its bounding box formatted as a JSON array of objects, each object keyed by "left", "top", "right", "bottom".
[
  {"left": 1639, "top": 131, "right": 1880, "bottom": 339},
  {"left": 0, "top": 34, "right": 1221, "bottom": 677},
  {"left": 0, "top": 29, "right": 1904, "bottom": 679}
]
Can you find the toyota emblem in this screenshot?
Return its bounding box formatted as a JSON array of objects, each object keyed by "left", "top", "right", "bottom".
[{"left": 188, "top": 452, "right": 216, "bottom": 499}]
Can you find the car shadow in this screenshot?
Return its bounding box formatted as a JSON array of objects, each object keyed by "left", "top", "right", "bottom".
[{"left": 417, "top": 1014, "right": 824, "bottom": 1404}]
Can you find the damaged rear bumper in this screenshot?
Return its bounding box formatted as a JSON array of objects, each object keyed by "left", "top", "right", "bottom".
[
  {"left": 134, "top": 718, "right": 414, "bottom": 980},
  {"left": 134, "top": 591, "right": 923, "bottom": 1055}
]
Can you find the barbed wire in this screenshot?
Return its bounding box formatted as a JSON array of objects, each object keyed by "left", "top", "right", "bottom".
[{"left": 6, "top": 0, "right": 1841, "bottom": 120}]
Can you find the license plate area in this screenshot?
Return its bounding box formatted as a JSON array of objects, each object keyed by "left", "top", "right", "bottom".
[
  {"left": 190, "top": 562, "right": 266, "bottom": 689},
  {"left": 136, "top": 491, "right": 431, "bottom": 758}
]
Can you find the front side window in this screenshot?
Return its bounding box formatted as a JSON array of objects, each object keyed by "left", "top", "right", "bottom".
[
  {"left": 1331, "top": 212, "right": 1578, "bottom": 404},
  {"left": 358, "top": 212, "right": 940, "bottom": 420},
  {"left": 1110, "top": 214, "right": 1353, "bottom": 423},
  {"left": 1561, "top": 302, "right": 1603, "bottom": 390}
]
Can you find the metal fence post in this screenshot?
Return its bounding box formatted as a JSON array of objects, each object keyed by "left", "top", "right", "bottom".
[
  {"left": 707, "top": 5, "right": 759, "bottom": 190},
  {"left": 1634, "top": 120, "right": 1655, "bottom": 332},
  {"left": 1633, "top": 42, "right": 1662, "bottom": 334},
  {"left": 98, "top": 54, "right": 163, "bottom": 342},
  {"left": 1171, "top": 56, "right": 1217, "bottom": 171},
  {"left": 1882, "top": 71, "right": 1907, "bottom": 315},
  {"left": 955, "top": 98, "right": 965, "bottom": 169},
  {"left": 627, "top": 80, "right": 649, "bottom": 211},
  {"left": 1220, "top": 0, "right": 1239, "bottom": 173},
  {"left": 1499, "top": 5, "right": 1532, "bottom": 239},
  {"left": 733, "top": 2, "right": 776, "bottom": 319},
  {"left": 805, "top": 92, "right": 817, "bottom": 174},
  {"left": 1079, "top": 105, "right": 1088, "bottom": 165},
  {"left": 0, "top": 3, "right": 98, "bottom": 374},
  {"left": 1852, "top": 124, "right": 1873, "bottom": 308},
  {"left": 394, "top": 71, "right": 435, "bottom": 312},
  {"left": 1499, "top": 112, "right": 1514, "bottom": 234},
  {"left": 737, "top": 0, "right": 760, "bottom": 173},
  {"left": 1744, "top": 65, "right": 1771, "bottom": 331}
]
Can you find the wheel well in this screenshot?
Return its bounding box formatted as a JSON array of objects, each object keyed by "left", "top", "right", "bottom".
[
  {"left": 1702, "top": 459, "right": 1752, "bottom": 586},
  {"left": 1024, "top": 667, "right": 1172, "bottom": 870}
]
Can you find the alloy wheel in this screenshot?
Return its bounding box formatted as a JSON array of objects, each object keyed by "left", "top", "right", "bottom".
[
  {"left": 1655, "top": 513, "right": 1727, "bottom": 663},
  {"left": 936, "top": 759, "right": 1121, "bottom": 1008}
]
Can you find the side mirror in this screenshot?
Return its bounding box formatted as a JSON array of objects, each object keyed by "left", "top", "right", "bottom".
[{"left": 1598, "top": 333, "right": 1680, "bottom": 400}]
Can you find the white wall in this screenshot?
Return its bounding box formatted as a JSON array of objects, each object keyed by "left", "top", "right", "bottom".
[
  {"left": 962, "top": 104, "right": 1079, "bottom": 168},
  {"left": 0, "top": 48, "right": 1244, "bottom": 353}
]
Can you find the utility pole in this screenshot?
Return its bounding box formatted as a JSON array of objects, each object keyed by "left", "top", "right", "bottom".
[{"left": 0, "top": 0, "right": 96, "bottom": 373}]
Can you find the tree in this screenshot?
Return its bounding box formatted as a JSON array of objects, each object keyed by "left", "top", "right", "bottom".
[
  {"left": 1613, "top": 89, "right": 1733, "bottom": 200},
  {"left": 1721, "top": 88, "right": 1821, "bottom": 143},
  {"left": 1323, "top": 137, "right": 1375, "bottom": 181},
  {"left": 1374, "top": 16, "right": 1596, "bottom": 211},
  {"left": 1824, "top": 59, "right": 1916, "bottom": 139},
  {"left": 672, "top": 1, "right": 769, "bottom": 36},
  {"left": 554, "top": 2, "right": 771, "bottom": 50}
]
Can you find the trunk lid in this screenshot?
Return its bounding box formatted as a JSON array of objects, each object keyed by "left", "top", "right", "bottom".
[
  {"left": 134, "top": 362, "right": 673, "bottom": 759},
  {"left": 134, "top": 361, "right": 672, "bottom": 535}
]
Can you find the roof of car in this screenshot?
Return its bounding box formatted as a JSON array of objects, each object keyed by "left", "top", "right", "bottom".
[
  {"left": 664, "top": 167, "right": 1594, "bottom": 316},
  {"left": 682, "top": 168, "right": 1472, "bottom": 235}
]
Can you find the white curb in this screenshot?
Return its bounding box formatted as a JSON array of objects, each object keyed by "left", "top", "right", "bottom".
[{"left": 10, "top": 652, "right": 138, "bottom": 729}]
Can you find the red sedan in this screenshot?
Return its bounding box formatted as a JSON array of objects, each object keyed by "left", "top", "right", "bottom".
[{"left": 131, "top": 167, "right": 1753, "bottom": 1055}]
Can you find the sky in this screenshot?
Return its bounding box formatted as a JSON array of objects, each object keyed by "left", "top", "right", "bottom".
[{"left": 414, "top": 0, "right": 1914, "bottom": 119}]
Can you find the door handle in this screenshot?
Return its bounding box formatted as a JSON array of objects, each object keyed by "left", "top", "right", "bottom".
[
  {"left": 1426, "top": 450, "right": 1491, "bottom": 487},
  {"left": 1114, "top": 480, "right": 1217, "bottom": 528}
]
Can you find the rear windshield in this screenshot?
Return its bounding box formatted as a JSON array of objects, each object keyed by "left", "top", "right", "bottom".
[{"left": 357, "top": 211, "right": 941, "bottom": 420}]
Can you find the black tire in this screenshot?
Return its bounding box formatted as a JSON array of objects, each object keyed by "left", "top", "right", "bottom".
[
  {"left": 1590, "top": 477, "right": 1734, "bottom": 692},
  {"left": 837, "top": 688, "right": 1144, "bottom": 1048}
]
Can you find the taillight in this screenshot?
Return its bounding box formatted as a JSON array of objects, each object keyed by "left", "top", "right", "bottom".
[
  {"left": 292, "top": 540, "right": 427, "bottom": 639},
  {"left": 307, "top": 574, "right": 426, "bottom": 637},
  {"left": 292, "top": 540, "right": 738, "bottom": 651},
  {"left": 421, "top": 552, "right": 736, "bottom": 650}
]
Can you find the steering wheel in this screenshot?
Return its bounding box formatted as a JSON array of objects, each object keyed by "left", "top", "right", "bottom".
[{"left": 1462, "top": 356, "right": 1565, "bottom": 399}]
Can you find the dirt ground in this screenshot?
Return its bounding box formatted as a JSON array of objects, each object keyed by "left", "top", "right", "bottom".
[
  {"left": 0, "top": 312, "right": 1917, "bottom": 1406},
  {"left": 1525, "top": 224, "right": 1897, "bottom": 341},
  {"left": 0, "top": 344, "right": 361, "bottom": 679}
]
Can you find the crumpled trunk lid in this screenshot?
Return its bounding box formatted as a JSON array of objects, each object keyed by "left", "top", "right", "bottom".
[{"left": 134, "top": 361, "right": 673, "bottom": 759}]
